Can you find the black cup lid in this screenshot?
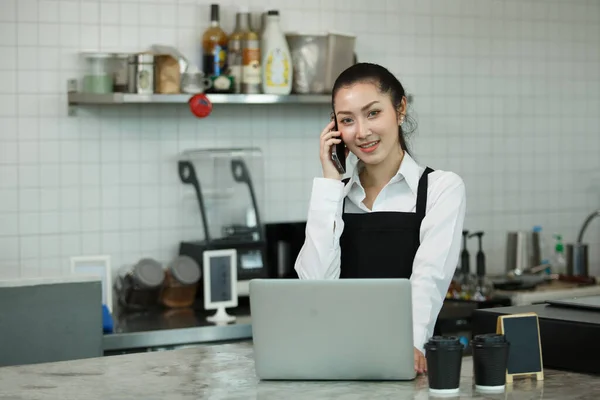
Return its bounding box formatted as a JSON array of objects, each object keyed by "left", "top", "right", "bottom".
[
  {"left": 427, "top": 336, "right": 461, "bottom": 347},
  {"left": 473, "top": 333, "right": 507, "bottom": 344}
]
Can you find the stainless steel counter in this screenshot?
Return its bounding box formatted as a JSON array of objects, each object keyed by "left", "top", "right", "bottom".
[{"left": 103, "top": 303, "right": 252, "bottom": 354}]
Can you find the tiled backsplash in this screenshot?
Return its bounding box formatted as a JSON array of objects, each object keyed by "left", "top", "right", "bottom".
[{"left": 1, "top": 0, "right": 599, "bottom": 280}]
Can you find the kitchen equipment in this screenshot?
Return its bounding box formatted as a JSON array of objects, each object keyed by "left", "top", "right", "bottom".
[
  {"left": 112, "top": 53, "right": 130, "bottom": 92},
  {"left": 159, "top": 255, "right": 201, "bottom": 308},
  {"left": 81, "top": 52, "right": 114, "bottom": 94},
  {"left": 505, "top": 231, "right": 541, "bottom": 276},
  {"left": 567, "top": 209, "right": 600, "bottom": 277},
  {"left": 265, "top": 221, "right": 306, "bottom": 279},
  {"left": 178, "top": 148, "right": 268, "bottom": 297},
  {"left": 127, "top": 54, "right": 155, "bottom": 94},
  {"left": 181, "top": 70, "right": 213, "bottom": 94},
  {"left": 285, "top": 32, "right": 356, "bottom": 94},
  {"left": 114, "top": 258, "right": 165, "bottom": 310},
  {"left": 461, "top": 230, "right": 470, "bottom": 277},
  {"left": 469, "top": 231, "right": 493, "bottom": 301}
]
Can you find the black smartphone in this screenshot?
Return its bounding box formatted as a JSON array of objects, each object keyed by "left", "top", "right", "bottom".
[{"left": 330, "top": 112, "right": 346, "bottom": 174}]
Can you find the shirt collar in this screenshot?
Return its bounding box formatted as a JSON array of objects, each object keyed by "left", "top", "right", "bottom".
[{"left": 345, "top": 151, "right": 422, "bottom": 196}]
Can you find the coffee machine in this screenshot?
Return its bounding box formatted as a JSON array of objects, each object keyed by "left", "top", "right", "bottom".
[{"left": 177, "top": 148, "right": 268, "bottom": 297}]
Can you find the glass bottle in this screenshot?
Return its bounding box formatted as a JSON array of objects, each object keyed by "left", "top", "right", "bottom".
[
  {"left": 241, "top": 12, "right": 261, "bottom": 93},
  {"left": 227, "top": 8, "right": 250, "bottom": 94},
  {"left": 202, "top": 4, "right": 228, "bottom": 78}
]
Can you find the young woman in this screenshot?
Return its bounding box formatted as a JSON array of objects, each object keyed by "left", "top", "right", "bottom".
[{"left": 294, "top": 63, "right": 466, "bottom": 374}]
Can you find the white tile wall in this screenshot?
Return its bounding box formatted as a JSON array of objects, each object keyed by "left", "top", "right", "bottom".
[{"left": 1, "top": 0, "right": 599, "bottom": 280}]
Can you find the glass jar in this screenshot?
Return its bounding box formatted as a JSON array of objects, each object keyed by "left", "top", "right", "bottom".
[
  {"left": 159, "top": 256, "right": 201, "bottom": 308},
  {"left": 112, "top": 53, "right": 130, "bottom": 92},
  {"left": 81, "top": 52, "right": 114, "bottom": 94},
  {"left": 115, "top": 258, "right": 165, "bottom": 310}
]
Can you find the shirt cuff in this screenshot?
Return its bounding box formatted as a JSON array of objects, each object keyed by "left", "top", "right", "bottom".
[{"left": 309, "top": 177, "right": 344, "bottom": 211}]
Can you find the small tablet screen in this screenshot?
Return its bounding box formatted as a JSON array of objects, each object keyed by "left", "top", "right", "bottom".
[{"left": 210, "top": 255, "right": 233, "bottom": 303}]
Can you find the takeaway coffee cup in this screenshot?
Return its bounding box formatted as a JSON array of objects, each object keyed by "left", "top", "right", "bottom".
[
  {"left": 424, "top": 336, "right": 464, "bottom": 395},
  {"left": 471, "top": 333, "right": 510, "bottom": 392}
]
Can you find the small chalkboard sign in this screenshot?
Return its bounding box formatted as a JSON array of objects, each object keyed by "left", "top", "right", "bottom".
[{"left": 496, "top": 312, "right": 544, "bottom": 383}]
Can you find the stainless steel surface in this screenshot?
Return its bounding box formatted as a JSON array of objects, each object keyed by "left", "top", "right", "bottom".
[
  {"left": 112, "top": 53, "right": 131, "bottom": 92},
  {"left": 103, "top": 318, "right": 252, "bottom": 352},
  {"left": 67, "top": 91, "right": 330, "bottom": 105},
  {"left": 285, "top": 33, "right": 356, "bottom": 94},
  {"left": 127, "top": 54, "right": 155, "bottom": 94},
  {"left": 104, "top": 302, "right": 253, "bottom": 352},
  {"left": 567, "top": 243, "right": 589, "bottom": 276},
  {"left": 505, "top": 231, "right": 539, "bottom": 275}
]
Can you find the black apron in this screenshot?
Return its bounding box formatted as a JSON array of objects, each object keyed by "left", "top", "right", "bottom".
[{"left": 339, "top": 167, "right": 434, "bottom": 279}]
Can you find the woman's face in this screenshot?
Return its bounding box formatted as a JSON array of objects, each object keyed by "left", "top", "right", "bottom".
[{"left": 333, "top": 82, "right": 405, "bottom": 166}]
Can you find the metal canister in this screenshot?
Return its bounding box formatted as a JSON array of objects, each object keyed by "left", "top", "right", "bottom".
[{"left": 127, "top": 54, "right": 155, "bottom": 94}]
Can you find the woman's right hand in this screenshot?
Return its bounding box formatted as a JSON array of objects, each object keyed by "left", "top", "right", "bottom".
[{"left": 319, "top": 120, "right": 343, "bottom": 180}]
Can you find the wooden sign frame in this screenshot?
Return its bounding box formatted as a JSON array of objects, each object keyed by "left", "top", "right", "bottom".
[{"left": 496, "top": 312, "right": 544, "bottom": 383}]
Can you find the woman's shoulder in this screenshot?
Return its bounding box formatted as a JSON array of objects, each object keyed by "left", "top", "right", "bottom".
[{"left": 426, "top": 168, "right": 466, "bottom": 203}]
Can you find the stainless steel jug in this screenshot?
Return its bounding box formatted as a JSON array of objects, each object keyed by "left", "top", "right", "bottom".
[
  {"left": 566, "top": 209, "right": 599, "bottom": 277},
  {"left": 505, "top": 231, "right": 541, "bottom": 275}
]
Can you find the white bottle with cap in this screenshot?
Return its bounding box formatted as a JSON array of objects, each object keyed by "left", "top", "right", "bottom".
[{"left": 260, "top": 10, "right": 293, "bottom": 95}]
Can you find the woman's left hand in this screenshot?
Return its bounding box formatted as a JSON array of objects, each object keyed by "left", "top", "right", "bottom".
[{"left": 414, "top": 348, "right": 427, "bottom": 374}]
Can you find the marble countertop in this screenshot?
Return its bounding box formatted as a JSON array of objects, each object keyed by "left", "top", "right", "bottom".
[{"left": 0, "top": 341, "right": 598, "bottom": 400}]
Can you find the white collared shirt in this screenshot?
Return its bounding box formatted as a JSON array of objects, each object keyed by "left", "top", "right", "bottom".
[{"left": 294, "top": 152, "right": 467, "bottom": 353}]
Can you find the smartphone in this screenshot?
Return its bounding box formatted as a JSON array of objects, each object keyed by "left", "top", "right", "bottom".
[{"left": 330, "top": 112, "right": 346, "bottom": 174}]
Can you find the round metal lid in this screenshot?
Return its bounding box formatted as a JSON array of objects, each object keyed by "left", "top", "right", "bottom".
[
  {"left": 169, "top": 256, "right": 201, "bottom": 285},
  {"left": 132, "top": 258, "right": 165, "bottom": 288}
]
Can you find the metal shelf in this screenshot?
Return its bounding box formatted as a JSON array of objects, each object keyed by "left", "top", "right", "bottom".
[{"left": 68, "top": 92, "right": 330, "bottom": 105}]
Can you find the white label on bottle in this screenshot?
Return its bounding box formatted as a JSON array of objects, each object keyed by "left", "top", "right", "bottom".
[{"left": 265, "top": 48, "right": 290, "bottom": 87}]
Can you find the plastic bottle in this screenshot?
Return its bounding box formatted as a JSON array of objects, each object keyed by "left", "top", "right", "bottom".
[
  {"left": 260, "top": 10, "right": 293, "bottom": 95},
  {"left": 552, "top": 234, "right": 567, "bottom": 275}
]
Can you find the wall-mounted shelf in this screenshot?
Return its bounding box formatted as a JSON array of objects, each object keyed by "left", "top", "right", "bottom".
[
  {"left": 67, "top": 92, "right": 331, "bottom": 105},
  {"left": 67, "top": 79, "right": 330, "bottom": 116}
]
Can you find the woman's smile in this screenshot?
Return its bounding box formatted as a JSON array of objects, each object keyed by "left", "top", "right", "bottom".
[{"left": 358, "top": 140, "right": 380, "bottom": 153}]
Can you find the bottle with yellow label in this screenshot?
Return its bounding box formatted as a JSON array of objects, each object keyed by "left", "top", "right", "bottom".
[
  {"left": 241, "top": 15, "right": 261, "bottom": 94},
  {"left": 202, "top": 4, "right": 228, "bottom": 80},
  {"left": 261, "top": 10, "right": 292, "bottom": 95}
]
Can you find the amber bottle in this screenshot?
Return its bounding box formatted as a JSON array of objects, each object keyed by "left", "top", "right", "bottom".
[{"left": 202, "top": 4, "right": 228, "bottom": 77}]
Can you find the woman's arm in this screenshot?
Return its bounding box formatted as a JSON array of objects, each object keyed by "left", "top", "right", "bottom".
[
  {"left": 294, "top": 178, "right": 345, "bottom": 280},
  {"left": 411, "top": 172, "right": 467, "bottom": 353}
]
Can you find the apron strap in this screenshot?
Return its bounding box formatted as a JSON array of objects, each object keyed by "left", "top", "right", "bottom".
[
  {"left": 416, "top": 167, "right": 433, "bottom": 220},
  {"left": 341, "top": 178, "right": 350, "bottom": 212}
]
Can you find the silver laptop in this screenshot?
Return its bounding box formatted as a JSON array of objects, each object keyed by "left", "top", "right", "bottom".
[{"left": 249, "top": 278, "right": 415, "bottom": 381}]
